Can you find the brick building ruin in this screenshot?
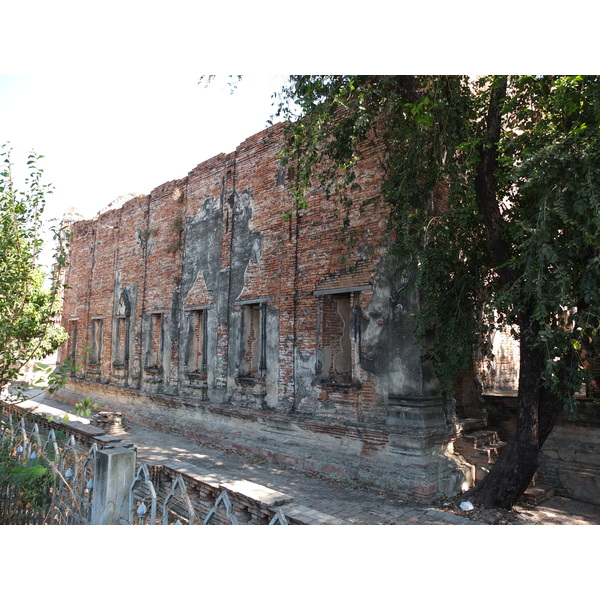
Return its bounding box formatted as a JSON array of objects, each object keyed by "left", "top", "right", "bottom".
[{"left": 55, "top": 121, "right": 600, "bottom": 504}]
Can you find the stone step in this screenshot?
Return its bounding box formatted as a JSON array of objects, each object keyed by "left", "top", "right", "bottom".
[
  {"left": 521, "top": 485, "right": 554, "bottom": 505},
  {"left": 455, "top": 425, "right": 507, "bottom": 485},
  {"left": 456, "top": 418, "right": 487, "bottom": 433},
  {"left": 457, "top": 425, "right": 554, "bottom": 498},
  {"left": 455, "top": 429, "right": 501, "bottom": 450},
  {"left": 456, "top": 441, "right": 506, "bottom": 466},
  {"left": 480, "top": 442, "right": 505, "bottom": 461},
  {"left": 470, "top": 430, "right": 500, "bottom": 446}
]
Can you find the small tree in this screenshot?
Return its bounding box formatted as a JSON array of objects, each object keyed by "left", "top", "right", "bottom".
[
  {"left": 0, "top": 145, "right": 68, "bottom": 395},
  {"left": 274, "top": 76, "right": 600, "bottom": 508}
]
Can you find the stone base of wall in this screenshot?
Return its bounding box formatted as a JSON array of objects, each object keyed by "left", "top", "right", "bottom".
[
  {"left": 539, "top": 422, "right": 600, "bottom": 506},
  {"left": 53, "top": 379, "right": 473, "bottom": 502}
]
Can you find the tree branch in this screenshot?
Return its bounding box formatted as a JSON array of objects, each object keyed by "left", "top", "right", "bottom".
[{"left": 474, "top": 76, "right": 514, "bottom": 285}]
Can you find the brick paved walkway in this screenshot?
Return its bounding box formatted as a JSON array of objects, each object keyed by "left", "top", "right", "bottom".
[{"left": 19, "top": 392, "right": 600, "bottom": 525}]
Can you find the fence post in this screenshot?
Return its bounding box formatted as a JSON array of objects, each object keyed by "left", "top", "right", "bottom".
[{"left": 91, "top": 446, "right": 136, "bottom": 525}]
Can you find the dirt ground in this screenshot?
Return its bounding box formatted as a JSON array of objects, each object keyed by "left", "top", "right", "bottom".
[{"left": 431, "top": 494, "right": 600, "bottom": 525}]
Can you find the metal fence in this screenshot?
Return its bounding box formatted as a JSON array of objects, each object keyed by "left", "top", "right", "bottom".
[
  {"left": 124, "top": 462, "right": 289, "bottom": 525},
  {"left": 0, "top": 415, "right": 94, "bottom": 525},
  {"left": 1, "top": 409, "right": 290, "bottom": 525}
]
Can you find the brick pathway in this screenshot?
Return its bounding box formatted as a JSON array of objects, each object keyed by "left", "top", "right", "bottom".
[{"left": 20, "top": 392, "right": 600, "bottom": 525}]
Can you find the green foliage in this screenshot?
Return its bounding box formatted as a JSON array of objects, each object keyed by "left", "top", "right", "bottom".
[
  {"left": 0, "top": 438, "right": 54, "bottom": 515},
  {"left": 0, "top": 145, "right": 68, "bottom": 392},
  {"left": 33, "top": 360, "right": 72, "bottom": 393},
  {"left": 33, "top": 356, "right": 99, "bottom": 422},
  {"left": 275, "top": 75, "right": 600, "bottom": 403},
  {"left": 74, "top": 396, "right": 98, "bottom": 418},
  {"left": 500, "top": 76, "right": 600, "bottom": 408}
]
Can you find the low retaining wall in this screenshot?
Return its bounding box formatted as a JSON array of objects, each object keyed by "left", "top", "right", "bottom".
[
  {"left": 539, "top": 421, "right": 600, "bottom": 506},
  {"left": 0, "top": 401, "right": 128, "bottom": 452},
  {"left": 148, "top": 460, "right": 345, "bottom": 525}
]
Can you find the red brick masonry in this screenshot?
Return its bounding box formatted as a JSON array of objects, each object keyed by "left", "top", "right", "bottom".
[{"left": 58, "top": 122, "right": 473, "bottom": 500}]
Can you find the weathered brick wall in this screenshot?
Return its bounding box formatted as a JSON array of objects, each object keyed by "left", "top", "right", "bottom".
[
  {"left": 58, "top": 122, "right": 473, "bottom": 500},
  {"left": 478, "top": 328, "right": 520, "bottom": 393},
  {"left": 59, "top": 123, "right": 390, "bottom": 422}
]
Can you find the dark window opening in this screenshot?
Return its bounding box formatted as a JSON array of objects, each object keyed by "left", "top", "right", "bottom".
[
  {"left": 146, "top": 312, "right": 163, "bottom": 371},
  {"left": 186, "top": 310, "right": 207, "bottom": 374},
  {"left": 67, "top": 320, "right": 78, "bottom": 373},
  {"left": 113, "top": 291, "right": 131, "bottom": 370},
  {"left": 321, "top": 294, "right": 352, "bottom": 384},
  {"left": 239, "top": 303, "right": 266, "bottom": 379},
  {"left": 113, "top": 316, "right": 129, "bottom": 367},
  {"left": 89, "top": 318, "right": 103, "bottom": 366}
]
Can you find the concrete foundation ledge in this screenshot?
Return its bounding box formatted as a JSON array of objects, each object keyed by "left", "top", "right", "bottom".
[
  {"left": 161, "top": 459, "right": 293, "bottom": 508},
  {"left": 52, "top": 380, "right": 472, "bottom": 502}
]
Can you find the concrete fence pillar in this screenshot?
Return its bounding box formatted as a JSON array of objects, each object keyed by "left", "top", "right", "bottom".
[{"left": 90, "top": 446, "right": 136, "bottom": 525}]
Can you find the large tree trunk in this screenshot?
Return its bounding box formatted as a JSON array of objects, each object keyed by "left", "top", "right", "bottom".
[
  {"left": 464, "top": 317, "right": 565, "bottom": 509},
  {"left": 538, "top": 383, "right": 565, "bottom": 448},
  {"left": 465, "top": 319, "right": 540, "bottom": 507},
  {"left": 462, "top": 76, "right": 558, "bottom": 509}
]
